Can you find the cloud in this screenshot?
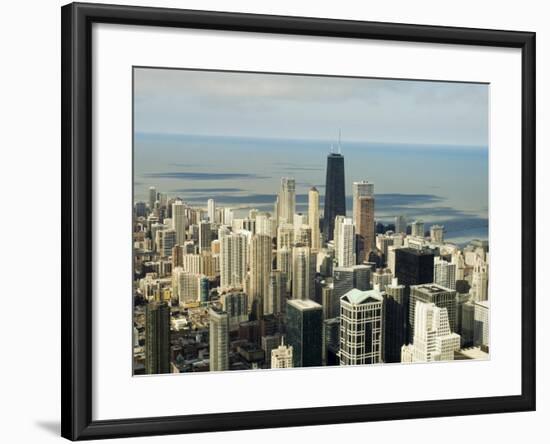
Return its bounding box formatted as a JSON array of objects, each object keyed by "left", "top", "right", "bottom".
[
  {"left": 133, "top": 67, "right": 489, "bottom": 146},
  {"left": 172, "top": 187, "right": 244, "bottom": 193},
  {"left": 143, "top": 172, "right": 269, "bottom": 180}
]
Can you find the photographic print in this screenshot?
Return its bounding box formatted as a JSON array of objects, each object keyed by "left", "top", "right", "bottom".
[{"left": 132, "top": 67, "right": 490, "bottom": 375}]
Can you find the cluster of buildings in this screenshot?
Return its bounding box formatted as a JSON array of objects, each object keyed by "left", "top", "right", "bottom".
[{"left": 133, "top": 148, "right": 490, "bottom": 375}]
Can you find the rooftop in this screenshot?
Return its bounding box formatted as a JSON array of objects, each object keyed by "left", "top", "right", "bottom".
[
  {"left": 412, "top": 283, "right": 454, "bottom": 294},
  {"left": 341, "top": 288, "right": 384, "bottom": 305},
  {"left": 287, "top": 299, "right": 322, "bottom": 311},
  {"left": 475, "top": 300, "right": 490, "bottom": 309}
]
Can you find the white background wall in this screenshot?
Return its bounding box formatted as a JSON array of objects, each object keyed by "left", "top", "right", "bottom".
[{"left": 0, "top": 0, "right": 547, "bottom": 442}]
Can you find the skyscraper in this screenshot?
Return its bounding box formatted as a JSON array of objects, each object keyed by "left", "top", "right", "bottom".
[
  {"left": 395, "top": 247, "right": 434, "bottom": 341},
  {"left": 372, "top": 268, "right": 393, "bottom": 291},
  {"left": 291, "top": 246, "right": 316, "bottom": 300},
  {"left": 395, "top": 215, "right": 407, "bottom": 234},
  {"left": 323, "top": 152, "right": 345, "bottom": 242},
  {"left": 339, "top": 288, "right": 384, "bottom": 365},
  {"left": 355, "top": 195, "right": 375, "bottom": 263},
  {"left": 271, "top": 338, "right": 294, "bottom": 369},
  {"left": 308, "top": 186, "right": 321, "bottom": 250},
  {"left": 474, "top": 300, "right": 490, "bottom": 349},
  {"left": 276, "top": 223, "right": 294, "bottom": 250},
  {"left": 411, "top": 220, "right": 425, "bottom": 237},
  {"left": 383, "top": 278, "right": 407, "bottom": 363},
  {"left": 209, "top": 308, "right": 229, "bottom": 372},
  {"left": 434, "top": 257, "right": 457, "bottom": 290},
  {"left": 156, "top": 228, "right": 176, "bottom": 258},
  {"left": 207, "top": 198, "right": 216, "bottom": 223},
  {"left": 294, "top": 224, "right": 312, "bottom": 248},
  {"left": 401, "top": 302, "right": 460, "bottom": 362},
  {"left": 430, "top": 224, "right": 444, "bottom": 243},
  {"left": 471, "top": 254, "right": 489, "bottom": 302},
  {"left": 276, "top": 246, "right": 292, "bottom": 293},
  {"left": 409, "top": 284, "right": 458, "bottom": 335},
  {"left": 267, "top": 270, "right": 285, "bottom": 315},
  {"left": 220, "top": 291, "right": 249, "bottom": 331},
  {"left": 171, "top": 200, "right": 187, "bottom": 245},
  {"left": 278, "top": 177, "right": 296, "bottom": 224},
  {"left": 395, "top": 248, "right": 435, "bottom": 289},
  {"left": 334, "top": 216, "right": 356, "bottom": 267},
  {"left": 224, "top": 207, "right": 234, "bottom": 226},
  {"left": 249, "top": 233, "right": 272, "bottom": 314},
  {"left": 145, "top": 301, "right": 170, "bottom": 374},
  {"left": 352, "top": 180, "right": 374, "bottom": 237},
  {"left": 172, "top": 268, "right": 202, "bottom": 304},
  {"left": 286, "top": 299, "right": 323, "bottom": 367},
  {"left": 198, "top": 221, "right": 212, "bottom": 253},
  {"left": 333, "top": 264, "right": 372, "bottom": 301},
  {"left": 323, "top": 317, "right": 340, "bottom": 365},
  {"left": 376, "top": 232, "right": 394, "bottom": 265},
  {"left": 220, "top": 233, "right": 247, "bottom": 290},
  {"left": 148, "top": 186, "right": 157, "bottom": 211}
]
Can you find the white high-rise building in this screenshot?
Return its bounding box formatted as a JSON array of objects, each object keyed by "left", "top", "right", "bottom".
[
  {"left": 474, "top": 300, "right": 490, "bottom": 348},
  {"left": 172, "top": 268, "right": 202, "bottom": 304},
  {"left": 277, "top": 223, "right": 295, "bottom": 250},
  {"left": 223, "top": 208, "right": 234, "bottom": 226},
  {"left": 207, "top": 198, "right": 216, "bottom": 223},
  {"left": 339, "top": 288, "right": 384, "bottom": 365},
  {"left": 277, "top": 247, "right": 292, "bottom": 292},
  {"left": 409, "top": 284, "right": 458, "bottom": 335},
  {"left": 452, "top": 250, "right": 466, "bottom": 281},
  {"left": 278, "top": 177, "right": 296, "bottom": 224},
  {"left": 294, "top": 225, "right": 312, "bottom": 248},
  {"left": 334, "top": 216, "right": 355, "bottom": 267},
  {"left": 148, "top": 186, "right": 157, "bottom": 210},
  {"left": 271, "top": 338, "right": 293, "bottom": 369},
  {"left": 430, "top": 224, "right": 444, "bottom": 243},
  {"left": 256, "top": 212, "right": 276, "bottom": 238},
  {"left": 352, "top": 180, "right": 374, "bottom": 226},
  {"left": 434, "top": 257, "right": 457, "bottom": 290},
  {"left": 220, "top": 233, "right": 247, "bottom": 290},
  {"left": 372, "top": 268, "right": 393, "bottom": 291},
  {"left": 411, "top": 220, "right": 425, "bottom": 238},
  {"left": 401, "top": 302, "right": 460, "bottom": 363},
  {"left": 471, "top": 254, "right": 489, "bottom": 302},
  {"left": 172, "top": 200, "right": 187, "bottom": 245},
  {"left": 209, "top": 308, "right": 229, "bottom": 372},
  {"left": 376, "top": 232, "right": 395, "bottom": 264},
  {"left": 249, "top": 234, "right": 272, "bottom": 313},
  {"left": 293, "top": 213, "right": 308, "bottom": 230},
  {"left": 395, "top": 215, "right": 407, "bottom": 234},
  {"left": 292, "top": 246, "right": 316, "bottom": 300},
  {"left": 308, "top": 187, "right": 321, "bottom": 250}
]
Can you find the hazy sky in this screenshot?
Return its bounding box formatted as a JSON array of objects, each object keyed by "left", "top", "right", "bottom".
[{"left": 134, "top": 68, "right": 488, "bottom": 147}]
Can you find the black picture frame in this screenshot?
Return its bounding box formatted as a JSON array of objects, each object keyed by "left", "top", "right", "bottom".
[{"left": 61, "top": 2, "right": 536, "bottom": 440}]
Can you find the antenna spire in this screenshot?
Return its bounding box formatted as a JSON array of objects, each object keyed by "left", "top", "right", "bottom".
[{"left": 338, "top": 129, "right": 342, "bottom": 154}]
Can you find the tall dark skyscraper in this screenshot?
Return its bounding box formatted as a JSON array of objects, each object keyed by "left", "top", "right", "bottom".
[
  {"left": 394, "top": 247, "right": 435, "bottom": 343},
  {"left": 145, "top": 301, "right": 171, "bottom": 374},
  {"left": 395, "top": 248, "right": 435, "bottom": 288},
  {"left": 286, "top": 299, "right": 323, "bottom": 367},
  {"left": 323, "top": 152, "right": 346, "bottom": 242}
]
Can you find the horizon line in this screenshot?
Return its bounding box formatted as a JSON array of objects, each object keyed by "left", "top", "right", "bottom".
[{"left": 134, "top": 131, "right": 488, "bottom": 150}]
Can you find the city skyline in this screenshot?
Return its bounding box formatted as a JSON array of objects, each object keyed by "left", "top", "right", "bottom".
[
  {"left": 133, "top": 68, "right": 490, "bottom": 376},
  {"left": 134, "top": 68, "right": 488, "bottom": 245}
]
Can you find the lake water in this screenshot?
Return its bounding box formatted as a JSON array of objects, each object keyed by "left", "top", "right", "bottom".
[{"left": 134, "top": 133, "right": 488, "bottom": 244}]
